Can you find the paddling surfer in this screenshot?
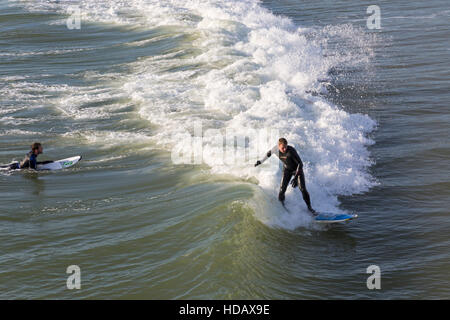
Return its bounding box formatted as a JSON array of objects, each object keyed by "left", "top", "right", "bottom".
[{"left": 7, "top": 142, "right": 51, "bottom": 170}]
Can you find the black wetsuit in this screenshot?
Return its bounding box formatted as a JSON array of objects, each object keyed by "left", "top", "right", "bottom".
[
  {"left": 19, "top": 151, "right": 38, "bottom": 169},
  {"left": 6, "top": 151, "right": 51, "bottom": 170},
  {"left": 260, "top": 145, "right": 313, "bottom": 210}
]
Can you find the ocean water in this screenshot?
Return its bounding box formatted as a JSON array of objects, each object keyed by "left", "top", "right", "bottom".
[{"left": 0, "top": 0, "right": 448, "bottom": 299}]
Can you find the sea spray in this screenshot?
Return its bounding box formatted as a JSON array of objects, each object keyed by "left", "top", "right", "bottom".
[{"left": 14, "top": 0, "right": 378, "bottom": 229}]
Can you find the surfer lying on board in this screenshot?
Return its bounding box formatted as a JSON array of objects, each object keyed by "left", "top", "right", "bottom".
[
  {"left": 255, "top": 138, "right": 317, "bottom": 215},
  {"left": 6, "top": 142, "right": 52, "bottom": 170}
]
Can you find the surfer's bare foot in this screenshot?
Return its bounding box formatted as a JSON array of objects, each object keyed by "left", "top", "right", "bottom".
[{"left": 308, "top": 207, "right": 318, "bottom": 216}]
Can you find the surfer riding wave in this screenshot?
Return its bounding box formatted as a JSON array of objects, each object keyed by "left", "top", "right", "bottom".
[{"left": 255, "top": 138, "right": 317, "bottom": 215}]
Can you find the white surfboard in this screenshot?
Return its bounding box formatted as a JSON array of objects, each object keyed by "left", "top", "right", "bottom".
[
  {"left": 36, "top": 156, "right": 82, "bottom": 171},
  {"left": 314, "top": 213, "right": 358, "bottom": 224}
]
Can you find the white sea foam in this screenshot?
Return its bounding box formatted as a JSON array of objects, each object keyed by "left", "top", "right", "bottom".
[
  {"left": 61, "top": 130, "right": 153, "bottom": 148},
  {"left": 0, "top": 48, "right": 90, "bottom": 58},
  {"left": 13, "top": 0, "right": 378, "bottom": 229},
  {"left": 0, "top": 129, "right": 42, "bottom": 136},
  {"left": 121, "top": 0, "right": 377, "bottom": 229}
]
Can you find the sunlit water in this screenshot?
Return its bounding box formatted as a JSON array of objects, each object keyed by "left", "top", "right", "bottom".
[{"left": 0, "top": 0, "right": 448, "bottom": 299}]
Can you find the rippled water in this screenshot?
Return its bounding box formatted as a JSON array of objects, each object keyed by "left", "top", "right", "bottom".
[{"left": 0, "top": 0, "right": 448, "bottom": 299}]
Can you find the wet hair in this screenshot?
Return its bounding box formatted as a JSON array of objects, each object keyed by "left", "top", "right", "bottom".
[
  {"left": 278, "top": 138, "right": 288, "bottom": 146},
  {"left": 31, "top": 142, "right": 42, "bottom": 151}
]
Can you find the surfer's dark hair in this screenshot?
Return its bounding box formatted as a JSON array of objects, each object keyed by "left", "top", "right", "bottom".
[
  {"left": 278, "top": 138, "right": 288, "bottom": 145},
  {"left": 31, "top": 142, "right": 42, "bottom": 151}
]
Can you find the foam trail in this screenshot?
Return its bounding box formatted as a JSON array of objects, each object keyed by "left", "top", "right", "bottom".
[
  {"left": 125, "top": 1, "right": 377, "bottom": 229},
  {"left": 14, "top": 0, "right": 378, "bottom": 229}
]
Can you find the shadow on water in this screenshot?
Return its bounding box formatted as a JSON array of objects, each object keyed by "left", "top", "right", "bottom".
[
  {"left": 292, "top": 220, "right": 358, "bottom": 249},
  {"left": 22, "top": 171, "right": 45, "bottom": 196},
  {"left": 278, "top": 223, "right": 360, "bottom": 263},
  {"left": 306, "top": 226, "right": 359, "bottom": 264},
  {"left": 318, "top": 225, "right": 358, "bottom": 251}
]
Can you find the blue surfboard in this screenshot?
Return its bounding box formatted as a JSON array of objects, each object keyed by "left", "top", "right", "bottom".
[{"left": 314, "top": 213, "right": 358, "bottom": 223}]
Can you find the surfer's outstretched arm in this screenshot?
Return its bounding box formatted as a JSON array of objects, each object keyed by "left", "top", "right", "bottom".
[{"left": 254, "top": 145, "right": 278, "bottom": 167}]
